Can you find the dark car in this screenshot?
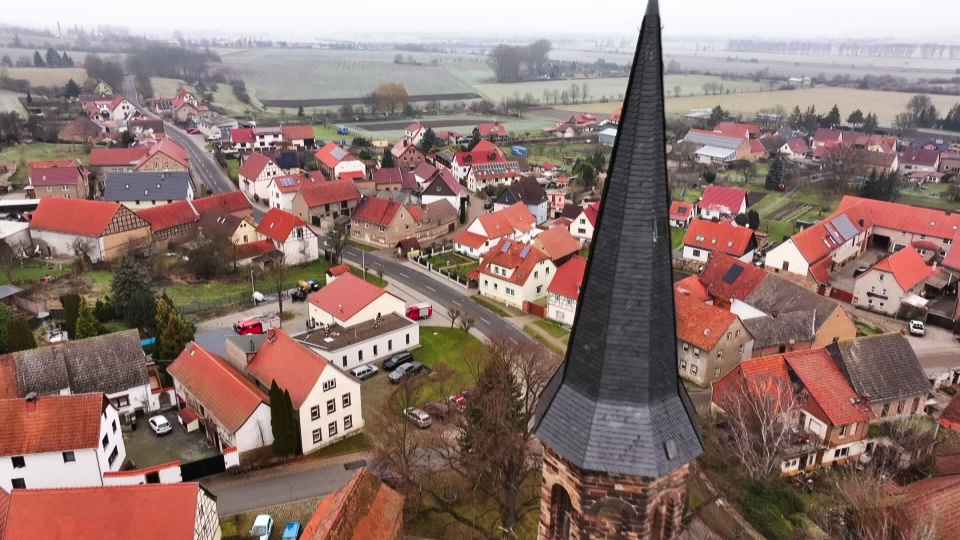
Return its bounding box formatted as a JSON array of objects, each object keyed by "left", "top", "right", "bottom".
[
  {"left": 853, "top": 266, "right": 869, "bottom": 278},
  {"left": 483, "top": 199, "right": 494, "bottom": 210},
  {"left": 382, "top": 352, "right": 414, "bottom": 371},
  {"left": 389, "top": 361, "right": 424, "bottom": 384}
]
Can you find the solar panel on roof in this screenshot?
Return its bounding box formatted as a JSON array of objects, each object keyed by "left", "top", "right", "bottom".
[
  {"left": 520, "top": 246, "right": 531, "bottom": 259},
  {"left": 722, "top": 264, "right": 744, "bottom": 284},
  {"left": 330, "top": 147, "right": 348, "bottom": 160},
  {"left": 830, "top": 214, "right": 858, "bottom": 241},
  {"left": 280, "top": 178, "right": 296, "bottom": 187},
  {"left": 502, "top": 241, "right": 512, "bottom": 252},
  {"left": 823, "top": 222, "right": 843, "bottom": 245}
]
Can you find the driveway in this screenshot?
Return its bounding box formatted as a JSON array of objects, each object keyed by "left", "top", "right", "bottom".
[
  {"left": 122, "top": 410, "right": 220, "bottom": 468},
  {"left": 829, "top": 247, "right": 887, "bottom": 293},
  {"left": 906, "top": 324, "right": 960, "bottom": 374}
]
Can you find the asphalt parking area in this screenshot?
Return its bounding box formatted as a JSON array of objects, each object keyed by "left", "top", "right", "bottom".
[{"left": 122, "top": 410, "right": 220, "bottom": 468}]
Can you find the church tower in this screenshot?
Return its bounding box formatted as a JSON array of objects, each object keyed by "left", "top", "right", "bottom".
[{"left": 534, "top": 1, "right": 703, "bottom": 538}]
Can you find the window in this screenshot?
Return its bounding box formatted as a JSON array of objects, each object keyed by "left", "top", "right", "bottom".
[
  {"left": 879, "top": 302, "right": 885, "bottom": 310},
  {"left": 912, "top": 397, "right": 921, "bottom": 414},
  {"left": 693, "top": 348, "right": 700, "bottom": 358},
  {"left": 327, "top": 399, "right": 337, "bottom": 414},
  {"left": 344, "top": 415, "right": 353, "bottom": 430},
  {"left": 897, "top": 399, "right": 906, "bottom": 414},
  {"left": 108, "top": 447, "right": 119, "bottom": 466},
  {"left": 715, "top": 367, "right": 721, "bottom": 378},
  {"left": 112, "top": 420, "right": 117, "bottom": 433},
  {"left": 691, "top": 364, "right": 698, "bottom": 375},
  {"left": 879, "top": 274, "right": 884, "bottom": 281},
  {"left": 881, "top": 403, "right": 890, "bottom": 417},
  {"left": 727, "top": 332, "right": 731, "bottom": 341},
  {"left": 838, "top": 424, "right": 848, "bottom": 438},
  {"left": 881, "top": 289, "right": 887, "bottom": 296},
  {"left": 342, "top": 356, "right": 347, "bottom": 368},
  {"left": 342, "top": 393, "right": 351, "bottom": 408},
  {"left": 114, "top": 395, "right": 129, "bottom": 408},
  {"left": 11, "top": 456, "right": 24, "bottom": 469},
  {"left": 738, "top": 344, "right": 744, "bottom": 354},
  {"left": 329, "top": 422, "right": 338, "bottom": 437},
  {"left": 358, "top": 350, "right": 363, "bottom": 361},
  {"left": 322, "top": 379, "right": 337, "bottom": 392},
  {"left": 311, "top": 406, "right": 320, "bottom": 420},
  {"left": 679, "top": 359, "right": 687, "bottom": 370},
  {"left": 11, "top": 478, "right": 25, "bottom": 490},
  {"left": 536, "top": 285, "right": 542, "bottom": 294},
  {"left": 692, "top": 249, "right": 701, "bottom": 257},
  {"left": 388, "top": 339, "right": 393, "bottom": 351},
  {"left": 406, "top": 334, "right": 410, "bottom": 345},
  {"left": 716, "top": 351, "right": 723, "bottom": 360},
  {"left": 534, "top": 271, "right": 539, "bottom": 279},
  {"left": 834, "top": 447, "right": 850, "bottom": 459},
  {"left": 313, "top": 429, "right": 322, "bottom": 444},
  {"left": 102, "top": 435, "right": 109, "bottom": 450},
  {"left": 63, "top": 451, "right": 75, "bottom": 463},
  {"left": 682, "top": 343, "right": 688, "bottom": 352}
]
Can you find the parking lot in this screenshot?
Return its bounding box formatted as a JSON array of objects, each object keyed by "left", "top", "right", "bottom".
[
  {"left": 122, "top": 410, "right": 221, "bottom": 468},
  {"left": 829, "top": 248, "right": 888, "bottom": 293}
]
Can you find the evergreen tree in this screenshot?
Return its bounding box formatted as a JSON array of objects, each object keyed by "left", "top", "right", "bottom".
[
  {"left": 6, "top": 317, "right": 36, "bottom": 353},
  {"left": 61, "top": 51, "right": 71, "bottom": 66},
  {"left": 381, "top": 147, "right": 395, "bottom": 168},
  {"left": 765, "top": 159, "right": 784, "bottom": 191},
  {"left": 45, "top": 48, "right": 60, "bottom": 67},
  {"left": 282, "top": 390, "right": 298, "bottom": 452},
  {"left": 467, "top": 130, "right": 481, "bottom": 151},
  {"left": 703, "top": 170, "right": 717, "bottom": 184},
  {"left": 589, "top": 148, "right": 606, "bottom": 172},
  {"left": 159, "top": 313, "right": 193, "bottom": 360},
  {"left": 787, "top": 106, "right": 803, "bottom": 128},
  {"left": 747, "top": 209, "right": 761, "bottom": 230},
  {"left": 74, "top": 298, "right": 98, "bottom": 340},
  {"left": 297, "top": 104, "right": 305, "bottom": 117},
  {"left": 459, "top": 198, "right": 467, "bottom": 225},
  {"left": 825, "top": 104, "right": 841, "bottom": 128},
  {"left": 863, "top": 113, "right": 879, "bottom": 134},
  {"left": 270, "top": 381, "right": 286, "bottom": 454},
  {"left": 418, "top": 128, "right": 438, "bottom": 153},
  {"left": 847, "top": 109, "right": 864, "bottom": 129},
  {"left": 860, "top": 169, "right": 880, "bottom": 200},
  {"left": 32, "top": 51, "right": 44, "bottom": 67},
  {"left": 64, "top": 79, "right": 81, "bottom": 98},
  {"left": 734, "top": 213, "right": 749, "bottom": 226},
  {"left": 60, "top": 293, "right": 81, "bottom": 338},
  {"left": 25, "top": 91, "right": 31, "bottom": 106},
  {"left": 111, "top": 257, "right": 154, "bottom": 328},
  {"left": 0, "top": 303, "right": 13, "bottom": 353}
]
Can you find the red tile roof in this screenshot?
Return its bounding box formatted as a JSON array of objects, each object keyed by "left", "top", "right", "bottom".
[
  {"left": 684, "top": 219, "right": 756, "bottom": 257},
  {"left": 282, "top": 125, "right": 315, "bottom": 141},
  {"left": 699, "top": 185, "right": 747, "bottom": 214},
  {"left": 713, "top": 122, "right": 754, "bottom": 139},
  {"left": 940, "top": 394, "right": 960, "bottom": 432},
  {"left": 748, "top": 138, "right": 765, "bottom": 153},
  {"left": 273, "top": 171, "right": 326, "bottom": 194},
  {"left": 327, "top": 264, "right": 350, "bottom": 277},
  {"left": 301, "top": 468, "right": 404, "bottom": 540},
  {"left": 669, "top": 200, "right": 693, "bottom": 221},
  {"left": 864, "top": 247, "right": 932, "bottom": 290},
  {"left": 534, "top": 226, "right": 580, "bottom": 261},
  {"left": 699, "top": 253, "right": 767, "bottom": 301},
  {"left": 894, "top": 475, "right": 960, "bottom": 538},
  {"left": 390, "top": 137, "right": 424, "bottom": 159},
  {"left": 476, "top": 122, "right": 508, "bottom": 137},
  {"left": 911, "top": 240, "right": 940, "bottom": 251},
  {"left": 29, "top": 198, "right": 126, "bottom": 237},
  {"left": 139, "top": 139, "right": 189, "bottom": 169},
  {"left": 453, "top": 230, "right": 488, "bottom": 249},
  {"left": 787, "top": 200, "right": 873, "bottom": 264},
  {"left": 247, "top": 330, "right": 332, "bottom": 409},
  {"left": 167, "top": 343, "right": 268, "bottom": 432},
  {"left": 28, "top": 165, "right": 84, "bottom": 187},
  {"left": 548, "top": 255, "right": 587, "bottom": 300},
  {"left": 0, "top": 356, "right": 17, "bottom": 400},
  {"left": 298, "top": 179, "right": 361, "bottom": 208},
  {"left": 783, "top": 349, "right": 874, "bottom": 426},
  {"left": 308, "top": 273, "right": 391, "bottom": 321},
  {"left": 191, "top": 191, "right": 252, "bottom": 217},
  {"left": 352, "top": 197, "right": 402, "bottom": 227},
  {"left": 673, "top": 275, "right": 711, "bottom": 303},
  {"left": 476, "top": 202, "right": 536, "bottom": 238},
  {"left": 944, "top": 232, "right": 960, "bottom": 271},
  {"left": 235, "top": 239, "right": 276, "bottom": 260},
  {"left": 257, "top": 208, "right": 306, "bottom": 244},
  {"left": 1, "top": 483, "right": 204, "bottom": 540},
  {"left": 582, "top": 201, "right": 600, "bottom": 226},
  {"left": 230, "top": 127, "right": 255, "bottom": 144},
  {"left": 902, "top": 147, "right": 941, "bottom": 167},
  {"left": 674, "top": 292, "right": 737, "bottom": 350},
  {"left": 89, "top": 146, "right": 150, "bottom": 167},
  {"left": 238, "top": 152, "right": 276, "bottom": 180},
  {"left": 27, "top": 159, "right": 77, "bottom": 173},
  {"left": 786, "top": 138, "right": 808, "bottom": 155},
  {"left": 477, "top": 238, "right": 550, "bottom": 286},
  {"left": 813, "top": 128, "right": 843, "bottom": 145},
  {"left": 405, "top": 121, "right": 423, "bottom": 133},
  {"left": 471, "top": 140, "right": 502, "bottom": 155},
  {"left": 315, "top": 143, "right": 356, "bottom": 169},
  {"left": 339, "top": 170, "right": 364, "bottom": 181},
  {"left": 454, "top": 150, "right": 503, "bottom": 167},
  {"left": 136, "top": 200, "right": 198, "bottom": 232},
  {"left": 608, "top": 108, "right": 622, "bottom": 123},
  {"left": 0, "top": 394, "right": 105, "bottom": 455}
]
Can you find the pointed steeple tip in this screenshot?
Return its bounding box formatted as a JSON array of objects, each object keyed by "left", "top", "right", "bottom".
[{"left": 645, "top": 0, "right": 659, "bottom": 16}]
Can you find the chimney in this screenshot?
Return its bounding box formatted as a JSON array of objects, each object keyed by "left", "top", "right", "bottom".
[
  {"left": 787, "top": 339, "right": 796, "bottom": 352},
  {"left": 858, "top": 218, "right": 864, "bottom": 227},
  {"left": 771, "top": 310, "right": 779, "bottom": 318},
  {"left": 246, "top": 339, "right": 257, "bottom": 364}
]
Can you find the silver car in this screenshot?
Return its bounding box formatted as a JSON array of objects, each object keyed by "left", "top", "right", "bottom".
[{"left": 404, "top": 407, "right": 432, "bottom": 429}]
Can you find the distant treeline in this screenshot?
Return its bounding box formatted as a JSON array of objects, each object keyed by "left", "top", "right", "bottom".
[{"left": 728, "top": 40, "right": 960, "bottom": 60}]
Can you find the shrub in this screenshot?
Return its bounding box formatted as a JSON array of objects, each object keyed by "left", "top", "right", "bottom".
[{"left": 740, "top": 479, "right": 805, "bottom": 540}]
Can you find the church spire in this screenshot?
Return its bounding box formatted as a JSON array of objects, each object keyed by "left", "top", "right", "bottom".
[{"left": 535, "top": 0, "right": 702, "bottom": 478}]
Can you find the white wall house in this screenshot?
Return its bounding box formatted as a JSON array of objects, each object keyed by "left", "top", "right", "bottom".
[
  {"left": 764, "top": 239, "right": 811, "bottom": 276},
  {"left": 299, "top": 315, "right": 420, "bottom": 371},
  {"left": 334, "top": 159, "right": 366, "bottom": 180},
  {"left": 478, "top": 240, "right": 556, "bottom": 310},
  {"left": 454, "top": 203, "right": 538, "bottom": 258},
  {"left": 546, "top": 256, "right": 586, "bottom": 326},
  {"left": 256, "top": 208, "right": 320, "bottom": 265},
  {"left": 239, "top": 154, "right": 284, "bottom": 202},
  {"left": 307, "top": 273, "right": 407, "bottom": 328},
  {"left": 568, "top": 205, "right": 598, "bottom": 244},
  {"left": 0, "top": 394, "right": 124, "bottom": 491}
]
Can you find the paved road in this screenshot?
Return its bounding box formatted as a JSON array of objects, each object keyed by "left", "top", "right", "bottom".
[
  {"left": 122, "top": 76, "right": 235, "bottom": 194},
  {"left": 206, "top": 460, "right": 359, "bottom": 515}
]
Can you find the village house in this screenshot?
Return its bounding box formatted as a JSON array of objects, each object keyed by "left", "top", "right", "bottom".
[
  {"left": 682, "top": 129, "right": 752, "bottom": 164},
  {"left": 697, "top": 254, "right": 769, "bottom": 309},
  {"left": 0, "top": 394, "right": 125, "bottom": 491},
  {"left": 475, "top": 122, "right": 509, "bottom": 141},
  {"left": 450, "top": 149, "right": 505, "bottom": 183},
  {"left": 546, "top": 255, "right": 586, "bottom": 325},
  {"left": 307, "top": 272, "right": 406, "bottom": 328},
  {"left": 826, "top": 334, "right": 931, "bottom": 422},
  {"left": 239, "top": 152, "right": 286, "bottom": 202},
  {"left": 494, "top": 176, "right": 549, "bottom": 224},
  {"left": 741, "top": 311, "right": 817, "bottom": 357},
  {"left": 682, "top": 219, "right": 758, "bottom": 263},
  {"left": 132, "top": 139, "right": 190, "bottom": 173},
  {"left": 413, "top": 163, "right": 438, "bottom": 189},
  {"left": 421, "top": 169, "right": 467, "bottom": 211},
  {"left": 281, "top": 125, "right": 317, "bottom": 149},
  {"left": 404, "top": 122, "right": 426, "bottom": 145},
  {"left": 466, "top": 161, "right": 522, "bottom": 193},
  {"left": 27, "top": 162, "right": 87, "bottom": 199},
  {"left": 246, "top": 330, "right": 364, "bottom": 454},
  {"left": 315, "top": 143, "right": 366, "bottom": 181},
  {"left": 89, "top": 147, "right": 150, "bottom": 176},
  {"left": 256, "top": 208, "right": 319, "bottom": 265},
  {"left": 238, "top": 126, "right": 285, "bottom": 150},
  {"left": 853, "top": 246, "right": 934, "bottom": 316},
  {"left": 478, "top": 239, "right": 555, "bottom": 310},
  {"left": 300, "top": 468, "right": 404, "bottom": 540},
  {"left": 454, "top": 202, "right": 537, "bottom": 258},
  {"left": 899, "top": 147, "right": 942, "bottom": 175},
  {"left": 168, "top": 344, "right": 273, "bottom": 454},
  {"left": 291, "top": 178, "right": 361, "bottom": 229},
  {"left": 546, "top": 189, "right": 567, "bottom": 218},
  {"left": 171, "top": 99, "right": 199, "bottom": 123},
  {"left": 136, "top": 202, "right": 197, "bottom": 243},
  {"left": 350, "top": 198, "right": 456, "bottom": 247},
  {"left": 940, "top": 151, "right": 960, "bottom": 174},
  {"left": 366, "top": 168, "right": 416, "bottom": 192},
  {"left": 698, "top": 185, "right": 748, "bottom": 219},
  {"left": 191, "top": 190, "right": 254, "bottom": 221},
  {"left": 198, "top": 211, "right": 258, "bottom": 246},
  {"left": 391, "top": 138, "right": 426, "bottom": 171},
  {"left": 674, "top": 292, "right": 754, "bottom": 386},
  {"left": 58, "top": 117, "right": 104, "bottom": 144},
  {"left": 103, "top": 171, "right": 194, "bottom": 209},
  {"left": 778, "top": 138, "right": 809, "bottom": 160},
  {"left": 298, "top": 311, "right": 420, "bottom": 371},
  {"left": 28, "top": 198, "right": 152, "bottom": 262},
  {"left": 568, "top": 201, "right": 599, "bottom": 244},
  {"left": 812, "top": 128, "right": 896, "bottom": 154},
  {"left": 714, "top": 122, "right": 759, "bottom": 139},
  {"left": 669, "top": 200, "right": 695, "bottom": 228},
  {"left": 531, "top": 225, "right": 581, "bottom": 265},
  {"left": 268, "top": 171, "right": 326, "bottom": 211}
]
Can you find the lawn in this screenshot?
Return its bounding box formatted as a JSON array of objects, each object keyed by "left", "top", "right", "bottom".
[
  {"left": 523, "top": 323, "right": 567, "bottom": 356},
  {"left": 424, "top": 252, "right": 473, "bottom": 269},
  {"left": 225, "top": 159, "right": 239, "bottom": 182},
  {"left": 670, "top": 227, "right": 686, "bottom": 250},
  {"left": 534, "top": 318, "right": 569, "bottom": 338},
  {"left": 0, "top": 143, "right": 91, "bottom": 184},
  {"left": 306, "top": 432, "right": 371, "bottom": 460},
  {"left": 313, "top": 124, "right": 343, "bottom": 141},
  {"left": 856, "top": 322, "right": 882, "bottom": 336},
  {"left": 471, "top": 294, "right": 512, "bottom": 317},
  {"left": 0, "top": 259, "right": 73, "bottom": 285}
]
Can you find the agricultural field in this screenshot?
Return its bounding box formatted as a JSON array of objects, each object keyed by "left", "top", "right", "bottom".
[
  {"left": 348, "top": 115, "right": 554, "bottom": 140},
  {"left": 0, "top": 90, "right": 26, "bottom": 116},
  {"left": 0, "top": 143, "right": 90, "bottom": 184},
  {"left": 2, "top": 67, "right": 87, "bottom": 88},
  {"left": 151, "top": 76, "right": 258, "bottom": 115},
  {"left": 0, "top": 46, "right": 123, "bottom": 64},
  {"left": 557, "top": 86, "right": 960, "bottom": 124}
]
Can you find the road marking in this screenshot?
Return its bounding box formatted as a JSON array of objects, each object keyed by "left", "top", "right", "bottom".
[
  {"left": 425, "top": 286, "right": 436, "bottom": 292},
  {"left": 398, "top": 272, "right": 410, "bottom": 279},
  {"left": 453, "top": 300, "right": 462, "bottom": 306},
  {"left": 480, "top": 317, "right": 490, "bottom": 324}
]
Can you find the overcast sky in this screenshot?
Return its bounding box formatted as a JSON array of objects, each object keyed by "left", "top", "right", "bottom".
[{"left": 6, "top": 0, "right": 960, "bottom": 42}]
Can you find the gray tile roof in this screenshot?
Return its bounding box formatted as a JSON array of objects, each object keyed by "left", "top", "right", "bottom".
[
  {"left": 683, "top": 131, "right": 743, "bottom": 150},
  {"left": 741, "top": 311, "right": 816, "bottom": 349},
  {"left": 535, "top": 2, "right": 703, "bottom": 478},
  {"left": 826, "top": 334, "right": 931, "bottom": 402},
  {"left": 103, "top": 172, "right": 192, "bottom": 203},
  {"left": 495, "top": 176, "right": 547, "bottom": 207},
  {"left": 744, "top": 276, "right": 841, "bottom": 332},
  {"left": 14, "top": 330, "right": 149, "bottom": 397},
  {"left": 0, "top": 285, "right": 21, "bottom": 300}
]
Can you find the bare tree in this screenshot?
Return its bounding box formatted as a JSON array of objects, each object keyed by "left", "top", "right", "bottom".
[
  {"left": 429, "top": 362, "right": 459, "bottom": 404},
  {"left": 673, "top": 85, "right": 682, "bottom": 98},
  {"left": 458, "top": 314, "right": 475, "bottom": 334},
  {"left": 893, "top": 111, "right": 916, "bottom": 136},
  {"left": 369, "top": 377, "right": 427, "bottom": 498},
  {"left": 71, "top": 237, "right": 94, "bottom": 275},
  {"left": 824, "top": 144, "right": 865, "bottom": 194},
  {"left": 325, "top": 223, "right": 348, "bottom": 264},
  {"left": 716, "top": 371, "right": 801, "bottom": 480},
  {"left": 446, "top": 307, "right": 462, "bottom": 328},
  {"left": 271, "top": 252, "right": 287, "bottom": 315}
]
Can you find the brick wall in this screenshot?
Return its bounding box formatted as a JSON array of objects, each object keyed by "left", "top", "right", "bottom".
[{"left": 812, "top": 307, "right": 858, "bottom": 348}]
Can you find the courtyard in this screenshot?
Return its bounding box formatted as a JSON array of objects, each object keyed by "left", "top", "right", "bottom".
[{"left": 122, "top": 409, "right": 221, "bottom": 469}]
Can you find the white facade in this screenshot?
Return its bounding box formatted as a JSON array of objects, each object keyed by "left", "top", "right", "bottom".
[
  {"left": 308, "top": 293, "right": 406, "bottom": 328},
  {"left": 682, "top": 245, "right": 753, "bottom": 264},
  {"left": 306, "top": 325, "right": 421, "bottom": 371},
  {"left": 455, "top": 218, "right": 537, "bottom": 259},
  {"left": 268, "top": 183, "right": 297, "bottom": 211},
  {"left": 479, "top": 259, "right": 556, "bottom": 310},
  {"left": 241, "top": 161, "right": 284, "bottom": 202},
  {"left": 874, "top": 225, "right": 950, "bottom": 255},
  {"left": 764, "top": 239, "right": 810, "bottom": 276},
  {"left": 30, "top": 230, "right": 109, "bottom": 263},
  {"left": 114, "top": 184, "right": 195, "bottom": 211},
  {"left": 111, "top": 99, "right": 136, "bottom": 120},
  {"left": 0, "top": 404, "right": 124, "bottom": 491},
  {"left": 466, "top": 170, "right": 520, "bottom": 193},
  {"left": 228, "top": 403, "right": 273, "bottom": 453},
  {"left": 269, "top": 225, "right": 319, "bottom": 265},
  {"left": 569, "top": 214, "right": 595, "bottom": 244},
  {"left": 296, "top": 368, "right": 365, "bottom": 454},
  {"left": 730, "top": 299, "right": 767, "bottom": 320},
  {"left": 852, "top": 269, "right": 904, "bottom": 316},
  {"left": 102, "top": 462, "right": 183, "bottom": 486},
  {"left": 699, "top": 200, "right": 746, "bottom": 220},
  {"left": 547, "top": 292, "right": 577, "bottom": 325},
  {"left": 333, "top": 160, "right": 366, "bottom": 180}
]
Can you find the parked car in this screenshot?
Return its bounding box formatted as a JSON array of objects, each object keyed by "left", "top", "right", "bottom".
[
  {"left": 449, "top": 394, "right": 468, "bottom": 413},
  {"left": 148, "top": 415, "right": 172, "bottom": 436},
  {"left": 350, "top": 364, "right": 379, "bottom": 380},
  {"left": 206, "top": 133, "right": 221, "bottom": 141},
  {"left": 853, "top": 266, "right": 869, "bottom": 278},
  {"left": 250, "top": 515, "right": 273, "bottom": 540},
  {"left": 404, "top": 407, "right": 433, "bottom": 428},
  {"left": 483, "top": 199, "right": 494, "bottom": 210},
  {"left": 186, "top": 128, "right": 201, "bottom": 135},
  {"left": 909, "top": 320, "right": 926, "bottom": 337},
  {"left": 382, "top": 352, "right": 414, "bottom": 371},
  {"left": 282, "top": 521, "right": 303, "bottom": 540},
  {"left": 389, "top": 361, "right": 424, "bottom": 384}
]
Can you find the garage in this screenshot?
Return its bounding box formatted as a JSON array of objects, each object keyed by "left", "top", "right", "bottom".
[{"left": 872, "top": 234, "right": 891, "bottom": 251}]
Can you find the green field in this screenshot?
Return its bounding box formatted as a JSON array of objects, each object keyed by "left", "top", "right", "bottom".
[
  {"left": 3, "top": 67, "right": 88, "bottom": 88},
  {"left": 0, "top": 143, "right": 90, "bottom": 184},
  {"left": 0, "top": 47, "right": 125, "bottom": 65}
]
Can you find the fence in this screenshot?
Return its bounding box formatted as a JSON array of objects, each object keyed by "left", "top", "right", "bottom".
[
  {"left": 522, "top": 301, "right": 547, "bottom": 319},
  {"left": 410, "top": 249, "right": 473, "bottom": 288}
]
